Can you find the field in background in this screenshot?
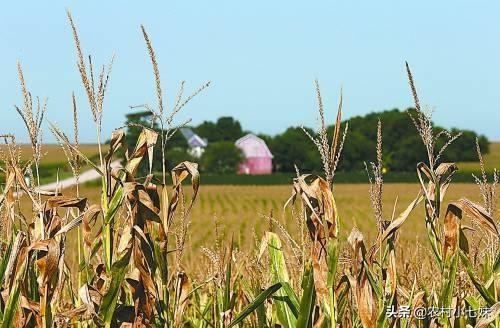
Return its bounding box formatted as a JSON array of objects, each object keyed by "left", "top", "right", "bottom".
[
  {"left": 19, "top": 182, "right": 482, "bottom": 275},
  {"left": 11, "top": 141, "right": 498, "bottom": 276},
  {"left": 183, "top": 183, "right": 483, "bottom": 273},
  {"left": 191, "top": 183, "right": 480, "bottom": 238},
  {"left": 457, "top": 141, "right": 500, "bottom": 171},
  {"left": 13, "top": 141, "right": 496, "bottom": 273},
  {"left": 0, "top": 144, "right": 109, "bottom": 184},
  {"left": 0, "top": 143, "right": 107, "bottom": 164}
]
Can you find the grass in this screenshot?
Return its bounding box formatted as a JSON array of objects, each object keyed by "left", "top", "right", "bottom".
[{"left": 458, "top": 141, "right": 500, "bottom": 171}]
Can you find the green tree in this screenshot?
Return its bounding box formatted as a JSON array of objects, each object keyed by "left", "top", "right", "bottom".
[
  {"left": 216, "top": 116, "right": 244, "bottom": 141},
  {"left": 329, "top": 108, "right": 489, "bottom": 172},
  {"left": 437, "top": 128, "right": 489, "bottom": 162},
  {"left": 124, "top": 110, "right": 489, "bottom": 174},
  {"left": 201, "top": 141, "right": 244, "bottom": 173},
  {"left": 269, "top": 127, "right": 322, "bottom": 173},
  {"left": 194, "top": 121, "right": 219, "bottom": 142},
  {"left": 194, "top": 116, "right": 244, "bottom": 142}
]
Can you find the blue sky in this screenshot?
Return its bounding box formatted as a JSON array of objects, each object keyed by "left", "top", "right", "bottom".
[{"left": 1, "top": 1, "right": 499, "bottom": 143}]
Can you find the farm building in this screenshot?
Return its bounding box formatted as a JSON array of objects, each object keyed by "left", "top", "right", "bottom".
[
  {"left": 235, "top": 134, "right": 273, "bottom": 174},
  {"left": 180, "top": 127, "right": 208, "bottom": 158}
]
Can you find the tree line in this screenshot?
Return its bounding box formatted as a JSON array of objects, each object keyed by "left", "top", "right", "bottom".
[{"left": 124, "top": 108, "right": 489, "bottom": 174}]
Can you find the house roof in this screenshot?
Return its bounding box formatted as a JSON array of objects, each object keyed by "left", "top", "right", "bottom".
[
  {"left": 180, "top": 127, "right": 195, "bottom": 139},
  {"left": 180, "top": 127, "right": 207, "bottom": 148},
  {"left": 188, "top": 135, "right": 208, "bottom": 148},
  {"left": 235, "top": 133, "right": 273, "bottom": 158}
]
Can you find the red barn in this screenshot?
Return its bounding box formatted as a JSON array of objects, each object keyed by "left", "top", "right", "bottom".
[{"left": 235, "top": 134, "right": 273, "bottom": 174}]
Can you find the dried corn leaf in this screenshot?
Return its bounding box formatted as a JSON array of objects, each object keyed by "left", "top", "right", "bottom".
[
  {"left": 125, "top": 128, "right": 158, "bottom": 176},
  {"left": 30, "top": 238, "right": 61, "bottom": 285},
  {"left": 45, "top": 196, "right": 87, "bottom": 212},
  {"left": 417, "top": 162, "right": 457, "bottom": 206},
  {"left": 173, "top": 271, "right": 190, "bottom": 327},
  {"left": 287, "top": 174, "right": 338, "bottom": 250},
  {"left": 379, "top": 193, "right": 423, "bottom": 243},
  {"left": 82, "top": 204, "right": 101, "bottom": 262},
  {"left": 443, "top": 203, "right": 461, "bottom": 259},
  {"left": 131, "top": 224, "right": 157, "bottom": 319},
  {"left": 105, "top": 129, "right": 125, "bottom": 167},
  {"left": 168, "top": 161, "right": 199, "bottom": 226},
  {"left": 54, "top": 212, "right": 84, "bottom": 236},
  {"left": 123, "top": 182, "right": 160, "bottom": 223},
  {"left": 458, "top": 198, "right": 499, "bottom": 236},
  {"left": 474, "top": 302, "right": 499, "bottom": 328},
  {"left": 2, "top": 232, "right": 27, "bottom": 290},
  {"left": 440, "top": 203, "right": 461, "bottom": 309},
  {"left": 286, "top": 174, "right": 338, "bottom": 302}
]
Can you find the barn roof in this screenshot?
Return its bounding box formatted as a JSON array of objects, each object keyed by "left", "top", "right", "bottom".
[{"left": 235, "top": 134, "right": 273, "bottom": 158}]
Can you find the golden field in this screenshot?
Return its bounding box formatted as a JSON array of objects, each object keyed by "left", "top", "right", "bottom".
[
  {"left": 18, "top": 182, "right": 483, "bottom": 274},
  {"left": 0, "top": 143, "right": 106, "bottom": 164}
]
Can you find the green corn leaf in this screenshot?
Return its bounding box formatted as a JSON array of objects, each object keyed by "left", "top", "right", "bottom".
[
  {"left": 153, "top": 238, "right": 168, "bottom": 283},
  {"left": 1, "top": 250, "right": 27, "bottom": 328},
  {"left": 439, "top": 253, "right": 458, "bottom": 308},
  {"left": 459, "top": 250, "right": 496, "bottom": 306},
  {"left": 263, "top": 232, "right": 297, "bottom": 327},
  {"left": 280, "top": 282, "right": 299, "bottom": 316},
  {"left": 1, "top": 276, "right": 22, "bottom": 328},
  {"left": 362, "top": 261, "right": 382, "bottom": 299},
  {"left": 103, "top": 186, "right": 124, "bottom": 225},
  {"left": 464, "top": 295, "right": 481, "bottom": 311},
  {"left": 335, "top": 276, "right": 350, "bottom": 321},
  {"left": 484, "top": 251, "right": 500, "bottom": 289},
  {"left": 223, "top": 242, "right": 233, "bottom": 312},
  {"left": 400, "top": 279, "right": 418, "bottom": 328},
  {"left": 228, "top": 283, "right": 282, "bottom": 327},
  {"left": 325, "top": 238, "right": 340, "bottom": 327},
  {"left": 255, "top": 291, "right": 267, "bottom": 328},
  {"left": 425, "top": 219, "right": 443, "bottom": 270},
  {"left": 296, "top": 262, "right": 316, "bottom": 328},
  {"left": 99, "top": 228, "right": 133, "bottom": 327},
  {"left": 326, "top": 238, "right": 339, "bottom": 288}
]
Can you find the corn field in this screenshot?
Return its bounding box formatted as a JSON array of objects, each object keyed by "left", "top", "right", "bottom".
[{"left": 0, "top": 12, "right": 498, "bottom": 328}]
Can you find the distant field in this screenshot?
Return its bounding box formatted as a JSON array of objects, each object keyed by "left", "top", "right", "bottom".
[
  {"left": 180, "top": 183, "right": 482, "bottom": 256},
  {"left": 19, "top": 182, "right": 482, "bottom": 273},
  {"left": 13, "top": 142, "right": 494, "bottom": 257},
  {"left": 457, "top": 141, "right": 500, "bottom": 171},
  {"left": 0, "top": 143, "right": 108, "bottom": 164},
  {"left": 11, "top": 141, "right": 494, "bottom": 274}
]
